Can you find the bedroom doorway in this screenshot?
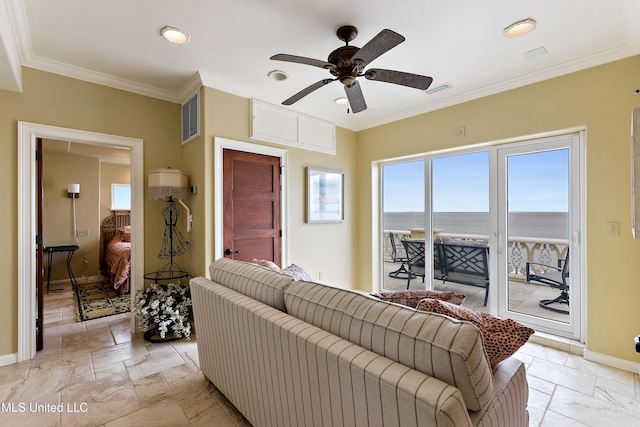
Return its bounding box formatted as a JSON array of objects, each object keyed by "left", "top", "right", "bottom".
[
  {"left": 39, "top": 140, "right": 132, "bottom": 333},
  {"left": 18, "top": 122, "right": 144, "bottom": 362}
]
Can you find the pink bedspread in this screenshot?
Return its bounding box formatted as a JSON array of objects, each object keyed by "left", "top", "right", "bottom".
[{"left": 105, "top": 237, "right": 131, "bottom": 294}]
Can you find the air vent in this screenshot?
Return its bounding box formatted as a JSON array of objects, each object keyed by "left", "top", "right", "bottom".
[
  {"left": 181, "top": 90, "right": 200, "bottom": 145},
  {"left": 425, "top": 82, "right": 454, "bottom": 95}
]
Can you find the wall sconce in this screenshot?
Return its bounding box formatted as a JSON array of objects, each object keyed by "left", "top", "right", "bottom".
[{"left": 67, "top": 183, "right": 80, "bottom": 198}]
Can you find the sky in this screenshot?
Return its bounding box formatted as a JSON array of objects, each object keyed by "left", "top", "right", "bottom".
[{"left": 383, "top": 149, "right": 569, "bottom": 212}]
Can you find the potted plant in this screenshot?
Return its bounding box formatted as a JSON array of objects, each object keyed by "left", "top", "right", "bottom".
[{"left": 133, "top": 282, "right": 192, "bottom": 342}]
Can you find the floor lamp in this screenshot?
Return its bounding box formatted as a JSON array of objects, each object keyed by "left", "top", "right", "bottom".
[{"left": 148, "top": 168, "right": 192, "bottom": 277}]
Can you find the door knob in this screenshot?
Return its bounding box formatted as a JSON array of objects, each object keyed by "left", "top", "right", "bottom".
[{"left": 225, "top": 248, "right": 239, "bottom": 256}]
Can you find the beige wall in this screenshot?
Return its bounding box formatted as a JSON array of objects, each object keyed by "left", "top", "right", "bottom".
[
  {"left": 43, "top": 152, "right": 100, "bottom": 282},
  {"left": 181, "top": 87, "right": 359, "bottom": 287},
  {"left": 356, "top": 55, "right": 640, "bottom": 363},
  {"left": 100, "top": 162, "right": 131, "bottom": 224},
  {"left": 0, "top": 67, "right": 180, "bottom": 356},
  {"left": 3, "top": 56, "right": 640, "bottom": 366}
]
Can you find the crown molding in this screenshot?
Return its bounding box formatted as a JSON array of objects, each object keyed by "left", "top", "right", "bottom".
[{"left": 355, "top": 43, "right": 640, "bottom": 131}]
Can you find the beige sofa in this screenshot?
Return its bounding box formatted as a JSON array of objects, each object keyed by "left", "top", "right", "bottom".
[{"left": 190, "top": 258, "right": 529, "bottom": 427}]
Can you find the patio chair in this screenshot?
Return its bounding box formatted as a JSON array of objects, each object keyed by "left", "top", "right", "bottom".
[
  {"left": 402, "top": 239, "right": 426, "bottom": 289},
  {"left": 526, "top": 249, "right": 569, "bottom": 314},
  {"left": 387, "top": 232, "right": 414, "bottom": 279}
]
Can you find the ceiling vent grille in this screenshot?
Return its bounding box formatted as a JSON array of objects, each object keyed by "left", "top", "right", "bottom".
[
  {"left": 181, "top": 91, "right": 200, "bottom": 145},
  {"left": 425, "top": 82, "right": 454, "bottom": 95}
]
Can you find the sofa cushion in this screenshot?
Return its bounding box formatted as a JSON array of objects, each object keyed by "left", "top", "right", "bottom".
[
  {"left": 284, "top": 280, "right": 494, "bottom": 412},
  {"left": 371, "top": 290, "right": 466, "bottom": 308},
  {"left": 415, "top": 299, "right": 535, "bottom": 366},
  {"left": 209, "top": 258, "right": 294, "bottom": 311}
]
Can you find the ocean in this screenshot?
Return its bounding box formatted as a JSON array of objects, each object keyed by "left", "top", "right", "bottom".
[{"left": 384, "top": 212, "right": 568, "bottom": 240}]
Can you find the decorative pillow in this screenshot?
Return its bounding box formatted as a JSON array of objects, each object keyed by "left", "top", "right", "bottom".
[
  {"left": 252, "top": 259, "right": 283, "bottom": 273},
  {"left": 371, "top": 290, "right": 466, "bottom": 308},
  {"left": 282, "top": 264, "right": 314, "bottom": 281},
  {"left": 415, "top": 298, "right": 535, "bottom": 366},
  {"left": 117, "top": 226, "right": 131, "bottom": 242}
]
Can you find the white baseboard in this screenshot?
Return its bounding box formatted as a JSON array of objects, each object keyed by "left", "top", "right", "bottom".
[
  {"left": 0, "top": 352, "right": 18, "bottom": 367},
  {"left": 583, "top": 349, "right": 640, "bottom": 374}
]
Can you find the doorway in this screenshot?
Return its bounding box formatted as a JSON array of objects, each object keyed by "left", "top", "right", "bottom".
[
  {"left": 17, "top": 122, "right": 144, "bottom": 362},
  {"left": 495, "top": 133, "right": 582, "bottom": 337},
  {"left": 214, "top": 137, "right": 288, "bottom": 266},
  {"left": 223, "top": 149, "right": 282, "bottom": 264}
]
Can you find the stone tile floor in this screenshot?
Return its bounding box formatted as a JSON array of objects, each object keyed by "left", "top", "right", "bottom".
[{"left": 0, "top": 282, "right": 638, "bottom": 426}]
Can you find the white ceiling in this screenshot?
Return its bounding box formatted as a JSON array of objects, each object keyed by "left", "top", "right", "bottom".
[{"left": 2, "top": 0, "right": 639, "bottom": 131}]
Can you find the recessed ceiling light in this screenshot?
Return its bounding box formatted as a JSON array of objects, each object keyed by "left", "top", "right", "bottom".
[
  {"left": 161, "top": 26, "right": 190, "bottom": 45},
  {"left": 268, "top": 70, "right": 289, "bottom": 81},
  {"left": 334, "top": 97, "right": 349, "bottom": 105},
  {"left": 503, "top": 18, "right": 537, "bottom": 38}
]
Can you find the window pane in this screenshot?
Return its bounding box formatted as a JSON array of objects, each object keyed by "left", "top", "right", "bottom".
[{"left": 111, "top": 184, "right": 131, "bottom": 210}]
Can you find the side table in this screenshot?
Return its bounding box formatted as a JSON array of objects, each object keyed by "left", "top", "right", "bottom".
[{"left": 44, "top": 245, "right": 79, "bottom": 293}]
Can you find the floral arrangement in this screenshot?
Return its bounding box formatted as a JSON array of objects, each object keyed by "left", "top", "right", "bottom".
[{"left": 133, "top": 282, "right": 192, "bottom": 340}]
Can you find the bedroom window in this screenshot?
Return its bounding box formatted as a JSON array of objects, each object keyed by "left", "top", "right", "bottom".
[{"left": 111, "top": 184, "right": 131, "bottom": 210}]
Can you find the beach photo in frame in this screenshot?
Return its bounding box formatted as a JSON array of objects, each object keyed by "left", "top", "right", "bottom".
[{"left": 307, "top": 167, "right": 344, "bottom": 223}]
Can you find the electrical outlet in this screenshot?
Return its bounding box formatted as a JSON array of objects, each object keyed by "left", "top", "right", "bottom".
[
  {"left": 455, "top": 126, "right": 465, "bottom": 138},
  {"left": 76, "top": 229, "right": 89, "bottom": 237},
  {"left": 318, "top": 271, "right": 324, "bottom": 280}
]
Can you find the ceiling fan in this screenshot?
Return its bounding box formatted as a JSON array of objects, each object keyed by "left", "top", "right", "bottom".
[{"left": 270, "top": 25, "right": 433, "bottom": 113}]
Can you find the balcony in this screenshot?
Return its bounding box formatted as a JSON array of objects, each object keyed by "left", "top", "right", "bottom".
[{"left": 383, "top": 229, "right": 570, "bottom": 322}]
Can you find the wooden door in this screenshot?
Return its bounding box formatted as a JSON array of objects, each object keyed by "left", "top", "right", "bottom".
[
  {"left": 36, "top": 138, "right": 44, "bottom": 351},
  {"left": 223, "top": 149, "right": 281, "bottom": 265}
]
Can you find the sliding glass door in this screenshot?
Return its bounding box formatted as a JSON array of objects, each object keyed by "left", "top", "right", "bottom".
[
  {"left": 380, "top": 132, "right": 583, "bottom": 339},
  {"left": 381, "top": 160, "right": 425, "bottom": 291},
  {"left": 495, "top": 134, "right": 581, "bottom": 337}
]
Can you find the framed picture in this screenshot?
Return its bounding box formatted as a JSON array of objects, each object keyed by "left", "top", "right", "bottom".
[{"left": 306, "top": 167, "right": 344, "bottom": 223}]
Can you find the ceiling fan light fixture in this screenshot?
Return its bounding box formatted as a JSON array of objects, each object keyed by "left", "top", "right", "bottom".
[
  {"left": 267, "top": 70, "right": 289, "bottom": 81},
  {"left": 161, "top": 26, "right": 190, "bottom": 45},
  {"left": 503, "top": 18, "right": 537, "bottom": 38},
  {"left": 334, "top": 97, "right": 349, "bottom": 105}
]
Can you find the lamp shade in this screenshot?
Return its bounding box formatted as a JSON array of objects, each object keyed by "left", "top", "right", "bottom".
[
  {"left": 148, "top": 168, "right": 189, "bottom": 200},
  {"left": 68, "top": 183, "right": 80, "bottom": 194}
]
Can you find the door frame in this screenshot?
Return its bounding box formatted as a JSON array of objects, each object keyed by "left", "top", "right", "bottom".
[
  {"left": 493, "top": 132, "right": 584, "bottom": 339},
  {"left": 214, "top": 137, "right": 288, "bottom": 265},
  {"left": 17, "top": 122, "right": 144, "bottom": 362}
]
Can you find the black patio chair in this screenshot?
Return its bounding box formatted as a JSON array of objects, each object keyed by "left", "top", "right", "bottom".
[
  {"left": 387, "top": 233, "right": 414, "bottom": 279},
  {"left": 526, "top": 249, "right": 570, "bottom": 314},
  {"left": 402, "top": 239, "right": 426, "bottom": 289}
]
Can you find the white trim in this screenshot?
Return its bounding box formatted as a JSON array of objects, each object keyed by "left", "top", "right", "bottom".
[
  {"left": 0, "top": 352, "right": 18, "bottom": 367},
  {"left": 584, "top": 349, "right": 640, "bottom": 374},
  {"left": 17, "top": 122, "right": 144, "bottom": 362},
  {"left": 213, "top": 137, "right": 288, "bottom": 265}
]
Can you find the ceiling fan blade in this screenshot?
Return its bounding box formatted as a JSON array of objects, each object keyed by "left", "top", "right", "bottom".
[
  {"left": 344, "top": 81, "right": 367, "bottom": 113},
  {"left": 270, "top": 54, "right": 335, "bottom": 70},
  {"left": 282, "top": 78, "right": 335, "bottom": 105},
  {"left": 365, "top": 68, "right": 433, "bottom": 90},
  {"left": 351, "top": 29, "right": 405, "bottom": 67}
]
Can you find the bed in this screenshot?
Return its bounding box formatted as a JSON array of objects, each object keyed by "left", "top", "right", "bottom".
[{"left": 101, "top": 211, "right": 131, "bottom": 294}]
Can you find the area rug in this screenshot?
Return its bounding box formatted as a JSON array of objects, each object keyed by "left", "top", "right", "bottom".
[{"left": 75, "top": 281, "right": 130, "bottom": 322}]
